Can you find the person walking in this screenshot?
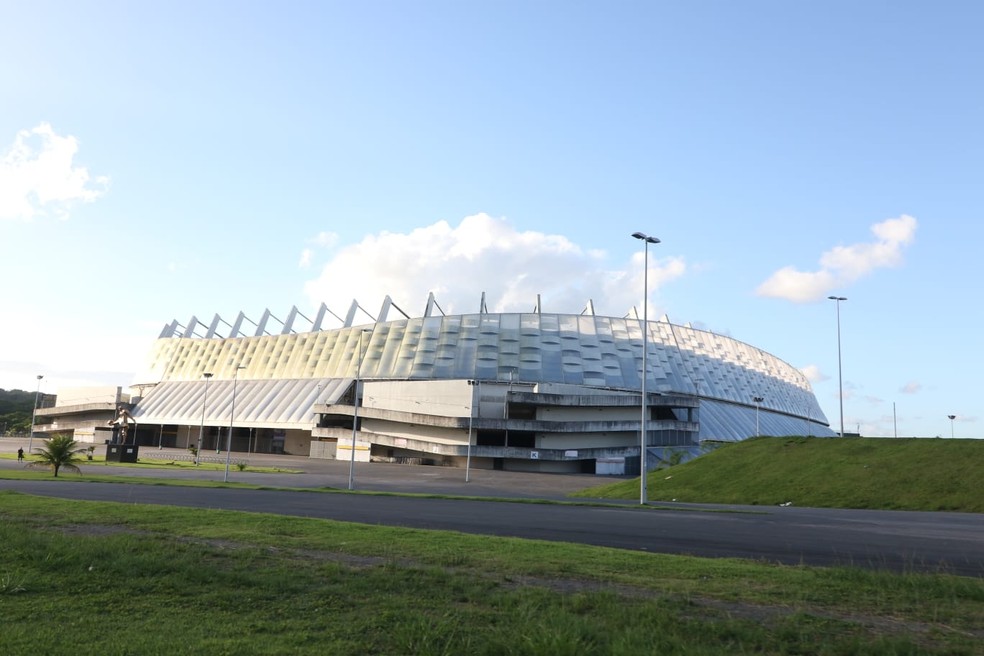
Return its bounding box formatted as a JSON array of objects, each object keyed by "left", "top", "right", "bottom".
[{"left": 17, "top": 447, "right": 25, "bottom": 462}]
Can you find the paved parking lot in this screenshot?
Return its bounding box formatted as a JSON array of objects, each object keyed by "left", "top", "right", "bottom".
[{"left": 0, "top": 436, "right": 609, "bottom": 500}]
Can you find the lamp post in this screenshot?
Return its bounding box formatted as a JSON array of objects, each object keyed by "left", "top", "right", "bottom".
[
  {"left": 827, "top": 296, "right": 847, "bottom": 437},
  {"left": 224, "top": 366, "right": 246, "bottom": 482},
  {"left": 632, "top": 231, "right": 660, "bottom": 505},
  {"left": 348, "top": 329, "right": 372, "bottom": 491},
  {"left": 753, "top": 396, "right": 764, "bottom": 436},
  {"left": 28, "top": 374, "right": 43, "bottom": 454},
  {"left": 466, "top": 380, "right": 480, "bottom": 482},
  {"left": 195, "top": 373, "right": 213, "bottom": 465},
  {"left": 948, "top": 414, "right": 956, "bottom": 439}
]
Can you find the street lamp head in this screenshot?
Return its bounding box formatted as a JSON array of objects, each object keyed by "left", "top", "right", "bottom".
[
  {"left": 631, "top": 232, "right": 661, "bottom": 244},
  {"left": 753, "top": 396, "right": 764, "bottom": 403},
  {"left": 203, "top": 372, "right": 213, "bottom": 379},
  {"left": 37, "top": 374, "right": 44, "bottom": 380},
  {"left": 827, "top": 296, "right": 847, "bottom": 301},
  {"left": 948, "top": 414, "right": 956, "bottom": 420}
]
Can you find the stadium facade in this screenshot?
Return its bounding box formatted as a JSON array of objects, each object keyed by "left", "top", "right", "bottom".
[{"left": 39, "top": 296, "right": 835, "bottom": 475}]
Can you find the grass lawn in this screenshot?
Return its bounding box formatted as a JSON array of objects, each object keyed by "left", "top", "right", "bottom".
[
  {"left": 575, "top": 437, "right": 984, "bottom": 512},
  {"left": 0, "top": 451, "right": 301, "bottom": 475},
  {"left": 0, "top": 492, "right": 981, "bottom": 655}
]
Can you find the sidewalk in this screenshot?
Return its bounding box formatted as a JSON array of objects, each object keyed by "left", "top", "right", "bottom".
[{"left": 0, "top": 436, "right": 607, "bottom": 500}]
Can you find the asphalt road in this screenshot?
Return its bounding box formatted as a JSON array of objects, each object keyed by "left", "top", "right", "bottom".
[
  {"left": 2, "top": 439, "right": 981, "bottom": 576},
  {"left": 1, "top": 477, "right": 981, "bottom": 577}
]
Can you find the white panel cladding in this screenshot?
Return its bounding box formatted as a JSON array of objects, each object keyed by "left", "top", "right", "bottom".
[{"left": 134, "top": 311, "right": 831, "bottom": 432}]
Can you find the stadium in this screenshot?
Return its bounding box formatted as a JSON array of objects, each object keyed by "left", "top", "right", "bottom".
[{"left": 41, "top": 295, "right": 836, "bottom": 475}]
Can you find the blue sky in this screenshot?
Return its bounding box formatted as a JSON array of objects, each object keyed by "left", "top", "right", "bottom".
[{"left": 1, "top": 1, "right": 980, "bottom": 438}]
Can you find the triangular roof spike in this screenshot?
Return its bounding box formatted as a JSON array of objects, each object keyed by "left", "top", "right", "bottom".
[
  {"left": 204, "top": 314, "right": 225, "bottom": 339},
  {"left": 344, "top": 300, "right": 377, "bottom": 327},
  {"left": 378, "top": 295, "right": 410, "bottom": 323},
  {"left": 256, "top": 309, "right": 284, "bottom": 336},
  {"left": 312, "top": 303, "right": 328, "bottom": 331},
  {"left": 283, "top": 306, "right": 299, "bottom": 334},
  {"left": 183, "top": 316, "right": 201, "bottom": 338},
  {"left": 534, "top": 294, "right": 541, "bottom": 314},
  {"left": 344, "top": 300, "right": 358, "bottom": 327},
  {"left": 581, "top": 300, "right": 596, "bottom": 316},
  {"left": 313, "top": 303, "right": 344, "bottom": 331},
  {"left": 160, "top": 320, "right": 181, "bottom": 338},
  {"left": 659, "top": 313, "right": 670, "bottom": 323},
  {"left": 229, "top": 311, "right": 253, "bottom": 338},
  {"left": 283, "top": 305, "right": 313, "bottom": 334},
  {"left": 378, "top": 296, "right": 392, "bottom": 322},
  {"left": 479, "top": 292, "right": 488, "bottom": 314},
  {"left": 424, "top": 292, "right": 446, "bottom": 317}
]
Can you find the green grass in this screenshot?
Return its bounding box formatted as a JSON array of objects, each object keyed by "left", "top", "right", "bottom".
[
  {"left": 575, "top": 437, "right": 984, "bottom": 512},
  {"left": 0, "top": 451, "right": 301, "bottom": 474},
  {"left": 0, "top": 492, "right": 981, "bottom": 655}
]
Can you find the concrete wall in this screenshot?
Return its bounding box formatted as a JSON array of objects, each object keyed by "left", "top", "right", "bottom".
[
  {"left": 537, "top": 432, "right": 635, "bottom": 450},
  {"left": 536, "top": 405, "right": 639, "bottom": 423},
  {"left": 360, "top": 417, "right": 465, "bottom": 446},
  {"left": 55, "top": 387, "right": 126, "bottom": 407},
  {"left": 362, "top": 380, "right": 471, "bottom": 417},
  {"left": 283, "top": 429, "right": 311, "bottom": 456}
]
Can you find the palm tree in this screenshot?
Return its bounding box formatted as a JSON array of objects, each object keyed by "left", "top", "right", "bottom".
[{"left": 28, "top": 434, "right": 87, "bottom": 477}]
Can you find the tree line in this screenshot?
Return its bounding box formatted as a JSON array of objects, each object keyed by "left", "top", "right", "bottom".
[{"left": 0, "top": 388, "right": 54, "bottom": 435}]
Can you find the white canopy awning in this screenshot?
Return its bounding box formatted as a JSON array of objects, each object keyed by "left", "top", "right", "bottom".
[{"left": 131, "top": 378, "right": 353, "bottom": 430}]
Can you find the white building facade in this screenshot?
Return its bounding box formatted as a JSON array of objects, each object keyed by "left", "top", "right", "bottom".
[{"left": 109, "top": 300, "right": 834, "bottom": 475}]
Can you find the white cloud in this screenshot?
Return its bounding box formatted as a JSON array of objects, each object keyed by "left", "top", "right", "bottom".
[
  {"left": 0, "top": 123, "right": 108, "bottom": 221},
  {"left": 298, "top": 248, "right": 313, "bottom": 268},
  {"left": 800, "top": 364, "right": 827, "bottom": 383},
  {"left": 0, "top": 318, "right": 150, "bottom": 394},
  {"left": 302, "top": 213, "right": 686, "bottom": 321},
  {"left": 298, "top": 231, "right": 339, "bottom": 269},
  {"left": 313, "top": 231, "right": 338, "bottom": 247},
  {"left": 900, "top": 381, "right": 921, "bottom": 394},
  {"left": 756, "top": 215, "right": 917, "bottom": 303}
]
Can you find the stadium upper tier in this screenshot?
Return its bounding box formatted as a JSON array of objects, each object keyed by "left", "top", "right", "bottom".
[{"left": 135, "top": 304, "right": 832, "bottom": 441}]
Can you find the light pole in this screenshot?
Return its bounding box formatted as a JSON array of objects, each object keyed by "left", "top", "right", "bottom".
[
  {"left": 753, "top": 396, "right": 764, "bottom": 436},
  {"left": 632, "top": 231, "right": 660, "bottom": 505},
  {"left": 195, "top": 372, "right": 213, "bottom": 465},
  {"left": 948, "top": 414, "right": 956, "bottom": 439},
  {"left": 224, "top": 366, "right": 246, "bottom": 482},
  {"left": 827, "top": 296, "right": 847, "bottom": 437},
  {"left": 466, "top": 379, "right": 480, "bottom": 482},
  {"left": 28, "top": 374, "right": 43, "bottom": 453},
  {"left": 348, "top": 329, "right": 372, "bottom": 491}
]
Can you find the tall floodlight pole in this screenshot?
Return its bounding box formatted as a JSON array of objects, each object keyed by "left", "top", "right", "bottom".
[
  {"left": 195, "top": 373, "right": 213, "bottom": 465},
  {"left": 466, "top": 380, "right": 480, "bottom": 482},
  {"left": 753, "top": 396, "right": 764, "bottom": 436},
  {"left": 348, "top": 329, "right": 372, "bottom": 491},
  {"left": 827, "top": 296, "right": 847, "bottom": 437},
  {"left": 948, "top": 414, "right": 956, "bottom": 439},
  {"left": 28, "top": 374, "right": 43, "bottom": 453},
  {"left": 632, "top": 231, "right": 660, "bottom": 505},
  {"left": 224, "top": 366, "right": 245, "bottom": 482}
]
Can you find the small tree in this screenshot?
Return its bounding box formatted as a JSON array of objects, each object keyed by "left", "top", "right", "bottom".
[{"left": 28, "top": 434, "right": 86, "bottom": 477}]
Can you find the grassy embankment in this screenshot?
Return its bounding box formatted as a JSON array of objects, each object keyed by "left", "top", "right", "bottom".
[
  {"left": 574, "top": 436, "right": 984, "bottom": 512},
  {"left": 1, "top": 492, "right": 981, "bottom": 655}
]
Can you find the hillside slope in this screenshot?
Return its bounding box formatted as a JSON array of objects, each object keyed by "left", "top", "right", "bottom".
[{"left": 573, "top": 437, "right": 984, "bottom": 512}]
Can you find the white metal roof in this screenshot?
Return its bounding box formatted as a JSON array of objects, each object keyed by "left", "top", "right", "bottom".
[{"left": 131, "top": 378, "right": 353, "bottom": 429}]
